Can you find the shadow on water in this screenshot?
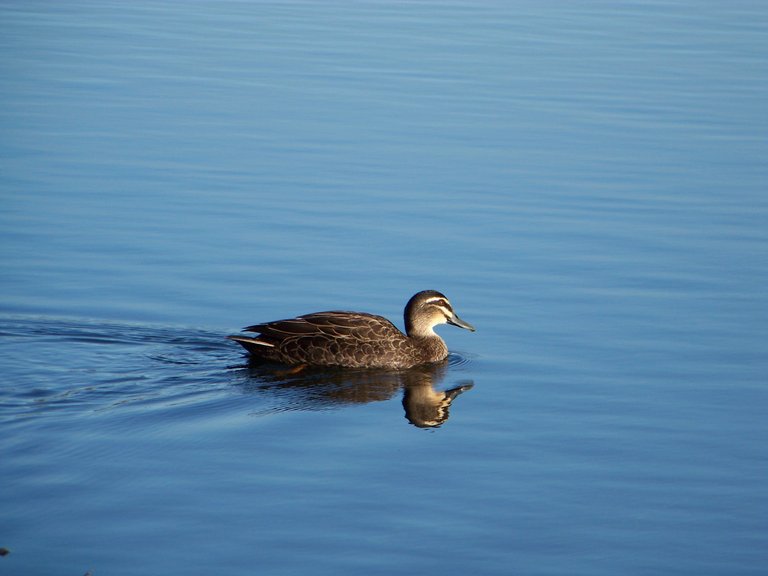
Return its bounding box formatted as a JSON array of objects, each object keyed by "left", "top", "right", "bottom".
[{"left": 234, "top": 357, "right": 474, "bottom": 428}]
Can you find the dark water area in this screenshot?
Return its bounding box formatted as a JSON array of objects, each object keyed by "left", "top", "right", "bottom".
[{"left": 2, "top": 1, "right": 767, "bottom": 575}]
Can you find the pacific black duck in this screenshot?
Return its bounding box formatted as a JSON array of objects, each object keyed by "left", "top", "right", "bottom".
[{"left": 228, "top": 290, "right": 475, "bottom": 369}]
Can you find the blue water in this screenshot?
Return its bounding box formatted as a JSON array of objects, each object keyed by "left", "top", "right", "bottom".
[{"left": 1, "top": 2, "right": 767, "bottom": 575}]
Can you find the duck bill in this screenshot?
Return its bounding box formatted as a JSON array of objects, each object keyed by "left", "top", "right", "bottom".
[{"left": 447, "top": 313, "right": 476, "bottom": 332}]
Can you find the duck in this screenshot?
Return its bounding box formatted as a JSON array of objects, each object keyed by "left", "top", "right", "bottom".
[{"left": 228, "top": 290, "right": 475, "bottom": 369}]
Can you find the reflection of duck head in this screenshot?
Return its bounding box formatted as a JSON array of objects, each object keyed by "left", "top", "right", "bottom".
[
  {"left": 401, "top": 365, "right": 474, "bottom": 428},
  {"left": 238, "top": 358, "right": 473, "bottom": 427}
]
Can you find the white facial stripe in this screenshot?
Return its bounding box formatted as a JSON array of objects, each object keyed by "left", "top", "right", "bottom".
[{"left": 424, "top": 296, "right": 446, "bottom": 304}]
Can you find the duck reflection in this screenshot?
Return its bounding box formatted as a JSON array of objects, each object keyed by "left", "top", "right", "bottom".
[
  {"left": 402, "top": 375, "right": 473, "bottom": 428},
  {"left": 239, "top": 358, "right": 473, "bottom": 428}
]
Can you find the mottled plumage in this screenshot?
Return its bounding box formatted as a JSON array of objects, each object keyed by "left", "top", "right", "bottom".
[{"left": 228, "top": 290, "right": 475, "bottom": 369}]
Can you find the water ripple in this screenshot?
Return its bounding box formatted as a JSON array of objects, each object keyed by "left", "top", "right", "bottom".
[{"left": 0, "top": 315, "right": 234, "bottom": 422}]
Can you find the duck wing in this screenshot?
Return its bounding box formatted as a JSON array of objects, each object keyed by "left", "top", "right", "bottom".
[
  {"left": 245, "top": 311, "right": 398, "bottom": 336},
  {"left": 239, "top": 311, "right": 410, "bottom": 367}
]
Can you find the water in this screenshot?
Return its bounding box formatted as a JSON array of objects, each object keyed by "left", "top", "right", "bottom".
[{"left": 1, "top": 1, "right": 767, "bottom": 574}]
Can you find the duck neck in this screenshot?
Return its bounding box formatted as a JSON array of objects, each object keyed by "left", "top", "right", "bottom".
[
  {"left": 406, "top": 318, "right": 449, "bottom": 361},
  {"left": 409, "top": 331, "right": 448, "bottom": 362},
  {"left": 405, "top": 316, "right": 436, "bottom": 339}
]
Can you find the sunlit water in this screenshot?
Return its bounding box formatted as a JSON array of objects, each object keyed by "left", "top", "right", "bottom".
[{"left": 1, "top": 2, "right": 767, "bottom": 575}]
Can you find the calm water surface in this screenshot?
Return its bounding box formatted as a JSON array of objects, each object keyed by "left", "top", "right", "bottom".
[{"left": 1, "top": 2, "right": 767, "bottom": 575}]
